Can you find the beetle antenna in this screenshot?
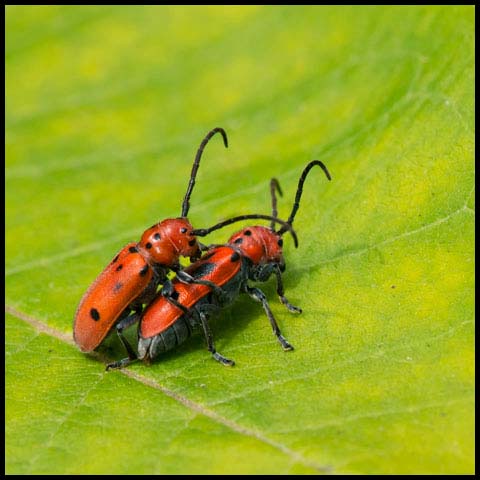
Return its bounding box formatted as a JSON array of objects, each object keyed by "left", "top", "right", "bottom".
[
  {"left": 191, "top": 214, "right": 298, "bottom": 248},
  {"left": 269, "top": 178, "right": 283, "bottom": 230},
  {"left": 181, "top": 127, "right": 228, "bottom": 218},
  {"left": 277, "top": 160, "right": 331, "bottom": 236}
]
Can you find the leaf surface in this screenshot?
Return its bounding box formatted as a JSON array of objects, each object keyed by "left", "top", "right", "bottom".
[{"left": 6, "top": 5, "right": 474, "bottom": 474}]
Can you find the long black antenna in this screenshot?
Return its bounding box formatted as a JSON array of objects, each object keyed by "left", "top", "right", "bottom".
[
  {"left": 269, "top": 178, "right": 283, "bottom": 230},
  {"left": 277, "top": 160, "right": 331, "bottom": 236},
  {"left": 191, "top": 214, "right": 298, "bottom": 248},
  {"left": 181, "top": 127, "right": 228, "bottom": 218}
]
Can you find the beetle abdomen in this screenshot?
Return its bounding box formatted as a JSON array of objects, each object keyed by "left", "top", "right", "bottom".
[{"left": 138, "top": 315, "right": 192, "bottom": 360}]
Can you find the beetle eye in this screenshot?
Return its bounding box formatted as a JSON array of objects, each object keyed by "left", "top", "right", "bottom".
[{"left": 180, "top": 227, "right": 187, "bottom": 233}]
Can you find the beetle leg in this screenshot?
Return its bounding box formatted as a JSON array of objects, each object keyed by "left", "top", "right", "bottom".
[
  {"left": 161, "top": 279, "right": 189, "bottom": 315},
  {"left": 199, "top": 311, "right": 235, "bottom": 366},
  {"left": 106, "top": 309, "right": 142, "bottom": 371},
  {"left": 106, "top": 356, "right": 138, "bottom": 371},
  {"left": 114, "top": 310, "right": 140, "bottom": 361},
  {"left": 244, "top": 285, "right": 294, "bottom": 351},
  {"left": 161, "top": 278, "right": 175, "bottom": 297},
  {"left": 198, "top": 242, "right": 210, "bottom": 252},
  {"left": 275, "top": 267, "right": 302, "bottom": 314},
  {"left": 176, "top": 270, "right": 225, "bottom": 302}
]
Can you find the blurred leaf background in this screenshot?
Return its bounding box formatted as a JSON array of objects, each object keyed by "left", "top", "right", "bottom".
[{"left": 5, "top": 5, "right": 474, "bottom": 474}]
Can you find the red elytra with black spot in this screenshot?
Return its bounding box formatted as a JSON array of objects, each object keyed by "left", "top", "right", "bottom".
[
  {"left": 74, "top": 218, "right": 200, "bottom": 352},
  {"left": 140, "top": 246, "right": 241, "bottom": 338}
]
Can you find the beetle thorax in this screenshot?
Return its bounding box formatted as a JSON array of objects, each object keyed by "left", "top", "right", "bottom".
[
  {"left": 228, "top": 226, "right": 284, "bottom": 265},
  {"left": 138, "top": 218, "right": 200, "bottom": 266}
]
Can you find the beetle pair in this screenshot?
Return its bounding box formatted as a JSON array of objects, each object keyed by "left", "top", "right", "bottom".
[{"left": 73, "top": 128, "right": 331, "bottom": 369}]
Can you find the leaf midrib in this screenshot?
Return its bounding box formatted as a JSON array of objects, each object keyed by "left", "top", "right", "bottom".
[{"left": 4, "top": 304, "right": 332, "bottom": 474}]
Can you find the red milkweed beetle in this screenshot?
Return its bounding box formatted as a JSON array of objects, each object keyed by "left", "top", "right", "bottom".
[
  {"left": 106, "top": 160, "right": 331, "bottom": 369},
  {"left": 74, "top": 127, "right": 276, "bottom": 358}
]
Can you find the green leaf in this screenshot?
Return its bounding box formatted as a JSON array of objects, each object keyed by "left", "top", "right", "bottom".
[{"left": 6, "top": 5, "right": 474, "bottom": 474}]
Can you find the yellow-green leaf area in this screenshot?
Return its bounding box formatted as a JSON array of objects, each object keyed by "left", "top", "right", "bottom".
[{"left": 6, "top": 5, "right": 474, "bottom": 475}]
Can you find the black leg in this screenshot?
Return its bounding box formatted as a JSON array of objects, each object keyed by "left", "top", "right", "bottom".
[
  {"left": 275, "top": 267, "right": 302, "bottom": 314},
  {"left": 105, "top": 311, "right": 140, "bottom": 371},
  {"left": 176, "top": 270, "right": 225, "bottom": 301},
  {"left": 198, "top": 242, "right": 210, "bottom": 252},
  {"left": 244, "top": 285, "right": 294, "bottom": 351},
  {"left": 116, "top": 311, "right": 140, "bottom": 360},
  {"left": 106, "top": 356, "right": 138, "bottom": 371},
  {"left": 134, "top": 276, "right": 160, "bottom": 306},
  {"left": 199, "top": 311, "right": 235, "bottom": 366},
  {"left": 161, "top": 279, "right": 189, "bottom": 315}
]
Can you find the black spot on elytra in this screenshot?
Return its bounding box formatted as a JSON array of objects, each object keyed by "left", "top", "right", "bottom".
[
  {"left": 154, "top": 233, "right": 161, "bottom": 240},
  {"left": 90, "top": 308, "right": 100, "bottom": 321},
  {"left": 146, "top": 242, "right": 152, "bottom": 249},
  {"left": 129, "top": 246, "right": 138, "bottom": 253},
  {"left": 188, "top": 239, "right": 196, "bottom": 247},
  {"left": 277, "top": 238, "right": 283, "bottom": 247},
  {"left": 171, "top": 289, "right": 179, "bottom": 300},
  {"left": 112, "top": 254, "right": 119, "bottom": 263},
  {"left": 244, "top": 230, "right": 252, "bottom": 236},
  {"left": 139, "top": 265, "right": 149, "bottom": 276},
  {"left": 234, "top": 237, "right": 243, "bottom": 244},
  {"left": 116, "top": 264, "right": 123, "bottom": 271},
  {"left": 113, "top": 282, "right": 123, "bottom": 293},
  {"left": 190, "top": 262, "right": 215, "bottom": 279},
  {"left": 230, "top": 252, "right": 240, "bottom": 262}
]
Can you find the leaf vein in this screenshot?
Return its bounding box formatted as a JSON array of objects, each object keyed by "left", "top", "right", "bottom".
[
  {"left": 5, "top": 304, "right": 332, "bottom": 474},
  {"left": 313, "top": 203, "right": 473, "bottom": 269}
]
